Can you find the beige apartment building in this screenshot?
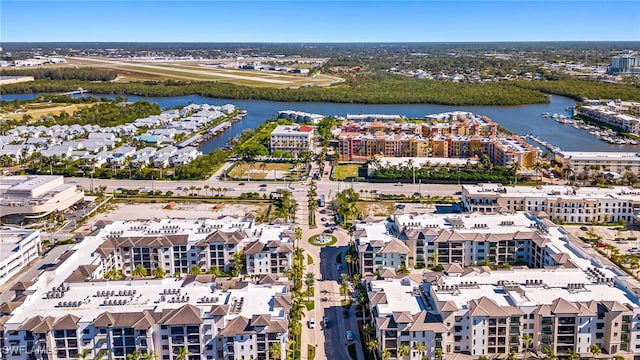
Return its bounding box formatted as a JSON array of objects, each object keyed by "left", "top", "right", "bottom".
[{"left": 461, "top": 184, "right": 640, "bottom": 224}]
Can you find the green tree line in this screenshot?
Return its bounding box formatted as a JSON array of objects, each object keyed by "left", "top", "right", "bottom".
[
  {"left": 0, "top": 67, "right": 117, "bottom": 81},
  {"left": 513, "top": 79, "right": 640, "bottom": 101},
  {"left": 1, "top": 75, "right": 548, "bottom": 105},
  {"left": 39, "top": 100, "right": 161, "bottom": 127}
]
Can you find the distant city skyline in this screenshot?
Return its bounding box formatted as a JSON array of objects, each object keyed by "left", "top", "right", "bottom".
[{"left": 1, "top": 1, "right": 639, "bottom": 43}]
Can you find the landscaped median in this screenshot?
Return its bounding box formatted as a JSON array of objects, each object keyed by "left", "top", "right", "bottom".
[{"left": 308, "top": 233, "right": 337, "bottom": 246}]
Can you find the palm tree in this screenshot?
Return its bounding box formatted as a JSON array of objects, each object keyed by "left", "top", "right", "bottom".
[
  {"left": 104, "top": 269, "right": 123, "bottom": 280},
  {"left": 566, "top": 349, "right": 579, "bottom": 360},
  {"left": 589, "top": 344, "right": 601, "bottom": 357},
  {"left": 543, "top": 346, "right": 557, "bottom": 360},
  {"left": 381, "top": 349, "right": 392, "bottom": 360},
  {"left": 203, "top": 184, "right": 210, "bottom": 196},
  {"left": 366, "top": 339, "right": 379, "bottom": 360},
  {"left": 75, "top": 349, "right": 90, "bottom": 360},
  {"left": 269, "top": 342, "right": 282, "bottom": 360},
  {"left": 126, "top": 349, "right": 141, "bottom": 360},
  {"left": 175, "top": 346, "right": 187, "bottom": 360},
  {"left": 434, "top": 346, "right": 444, "bottom": 360},
  {"left": 397, "top": 344, "right": 409, "bottom": 359},
  {"left": 362, "top": 323, "right": 375, "bottom": 341},
  {"left": 232, "top": 251, "right": 244, "bottom": 276},
  {"left": 188, "top": 265, "right": 202, "bottom": 275},
  {"left": 304, "top": 272, "right": 315, "bottom": 301},
  {"left": 207, "top": 265, "right": 222, "bottom": 277},
  {"left": 142, "top": 351, "right": 156, "bottom": 360},
  {"left": 132, "top": 264, "right": 147, "bottom": 277},
  {"left": 345, "top": 253, "right": 353, "bottom": 275},
  {"left": 414, "top": 342, "right": 426, "bottom": 360},
  {"left": 152, "top": 266, "right": 166, "bottom": 279},
  {"left": 521, "top": 333, "right": 533, "bottom": 356},
  {"left": 506, "top": 350, "right": 517, "bottom": 360}
]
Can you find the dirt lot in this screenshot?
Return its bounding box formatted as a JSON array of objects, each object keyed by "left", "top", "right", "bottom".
[{"left": 90, "top": 202, "right": 268, "bottom": 223}]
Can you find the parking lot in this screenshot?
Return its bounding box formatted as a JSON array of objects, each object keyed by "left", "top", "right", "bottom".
[
  {"left": 89, "top": 202, "right": 268, "bottom": 223},
  {"left": 564, "top": 225, "right": 640, "bottom": 255}
]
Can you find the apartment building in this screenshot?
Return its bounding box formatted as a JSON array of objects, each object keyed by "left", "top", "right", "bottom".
[
  {"left": 579, "top": 105, "right": 640, "bottom": 135},
  {"left": 366, "top": 212, "right": 640, "bottom": 359},
  {"left": 354, "top": 220, "right": 409, "bottom": 275},
  {"left": 0, "top": 175, "right": 84, "bottom": 224},
  {"left": 337, "top": 112, "right": 537, "bottom": 168},
  {"left": 2, "top": 278, "right": 290, "bottom": 360},
  {"left": 93, "top": 218, "right": 294, "bottom": 277},
  {"left": 461, "top": 184, "right": 640, "bottom": 224},
  {"left": 555, "top": 151, "right": 640, "bottom": 174},
  {"left": 0, "top": 228, "right": 41, "bottom": 288},
  {"left": 269, "top": 125, "right": 313, "bottom": 156},
  {"left": 395, "top": 212, "right": 553, "bottom": 268}
]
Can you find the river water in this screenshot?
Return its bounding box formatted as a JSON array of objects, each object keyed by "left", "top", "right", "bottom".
[{"left": 3, "top": 93, "right": 638, "bottom": 153}]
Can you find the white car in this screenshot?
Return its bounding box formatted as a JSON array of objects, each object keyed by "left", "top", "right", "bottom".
[
  {"left": 346, "top": 330, "right": 353, "bottom": 341},
  {"left": 309, "top": 318, "right": 316, "bottom": 329}
]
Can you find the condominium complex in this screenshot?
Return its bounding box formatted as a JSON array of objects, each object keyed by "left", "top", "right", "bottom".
[
  {"left": 337, "top": 112, "right": 537, "bottom": 168},
  {"left": 0, "top": 228, "right": 41, "bottom": 288},
  {"left": 461, "top": 183, "right": 640, "bottom": 224},
  {"left": 579, "top": 105, "right": 640, "bottom": 135},
  {"left": 555, "top": 151, "right": 640, "bottom": 174},
  {"left": 0, "top": 176, "right": 84, "bottom": 224},
  {"left": 363, "top": 212, "right": 640, "bottom": 359},
  {"left": 94, "top": 217, "right": 294, "bottom": 277},
  {"left": 0, "top": 216, "right": 295, "bottom": 360},
  {"left": 269, "top": 125, "right": 313, "bottom": 156},
  {"left": 354, "top": 220, "right": 409, "bottom": 275},
  {"left": 2, "top": 278, "right": 290, "bottom": 360}
]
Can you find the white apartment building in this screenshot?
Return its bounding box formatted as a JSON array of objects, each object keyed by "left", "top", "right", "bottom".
[
  {"left": 580, "top": 105, "right": 640, "bottom": 134},
  {"left": 269, "top": 125, "right": 313, "bottom": 156},
  {"left": 2, "top": 278, "right": 290, "bottom": 360},
  {"left": 0, "top": 176, "right": 84, "bottom": 224},
  {"left": 0, "top": 228, "right": 41, "bottom": 288},
  {"left": 367, "top": 212, "right": 640, "bottom": 360},
  {"left": 555, "top": 150, "right": 640, "bottom": 175},
  {"left": 461, "top": 184, "right": 640, "bottom": 224},
  {"left": 93, "top": 218, "right": 294, "bottom": 277}
]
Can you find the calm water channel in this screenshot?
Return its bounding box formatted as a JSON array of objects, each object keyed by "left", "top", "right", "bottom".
[{"left": 3, "top": 93, "right": 638, "bottom": 153}]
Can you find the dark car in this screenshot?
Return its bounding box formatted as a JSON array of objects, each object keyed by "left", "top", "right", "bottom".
[
  {"left": 343, "top": 309, "right": 349, "bottom": 318},
  {"left": 580, "top": 226, "right": 589, "bottom": 231},
  {"left": 259, "top": 184, "right": 267, "bottom": 187},
  {"left": 238, "top": 183, "right": 245, "bottom": 186}
]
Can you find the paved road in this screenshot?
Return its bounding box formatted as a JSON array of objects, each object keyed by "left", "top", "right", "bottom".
[{"left": 0, "top": 244, "right": 73, "bottom": 304}]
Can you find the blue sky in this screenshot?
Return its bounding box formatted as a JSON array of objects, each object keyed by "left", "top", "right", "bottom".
[{"left": 1, "top": 1, "right": 639, "bottom": 42}]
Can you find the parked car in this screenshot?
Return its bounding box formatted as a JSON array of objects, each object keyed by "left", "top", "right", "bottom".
[
  {"left": 309, "top": 318, "right": 316, "bottom": 329},
  {"left": 323, "top": 317, "right": 330, "bottom": 328},
  {"left": 337, "top": 265, "right": 342, "bottom": 271},
  {"left": 346, "top": 331, "right": 353, "bottom": 341},
  {"left": 343, "top": 309, "right": 349, "bottom": 318},
  {"left": 596, "top": 242, "right": 607, "bottom": 248},
  {"left": 618, "top": 240, "right": 629, "bottom": 244},
  {"left": 238, "top": 183, "right": 245, "bottom": 186},
  {"left": 394, "top": 182, "right": 403, "bottom": 186},
  {"left": 321, "top": 217, "right": 327, "bottom": 222},
  {"left": 580, "top": 226, "right": 589, "bottom": 231},
  {"left": 630, "top": 247, "right": 640, "bottom": 252},
  {"left": 259, "top": 184, "right": 267, "bottom": 187}
]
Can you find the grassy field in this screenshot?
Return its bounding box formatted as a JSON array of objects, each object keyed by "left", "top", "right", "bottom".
[
  {"left": 1, "top": 102, "right": 95, "bottom": 121},
  {"left": 228, "top": 161, "right": 295, "bottom": 180},
  {"left": 64, "top": 57, "right": 343, "bottom": 88},
  {"left": 332, "top": 164, "right": 362, "bottom": 180},
  {"left": 356, "top": 201, "right": 394, "bottom": 217}
]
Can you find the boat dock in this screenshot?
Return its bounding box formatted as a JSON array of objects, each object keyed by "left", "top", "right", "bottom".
[
  {"left": 177, "top": 121, "right": 234, "bottom": 149},
  {"left": 522, "top": 134, "right": 562, "bottom": 154}
]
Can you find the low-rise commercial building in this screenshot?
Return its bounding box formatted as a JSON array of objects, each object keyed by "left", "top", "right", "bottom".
[
  {"left": 461, "top": 183, "right": 640, "bottom": 224},
  {"left": 0, "top": 175, "right": 84, "bottom": 224}
]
